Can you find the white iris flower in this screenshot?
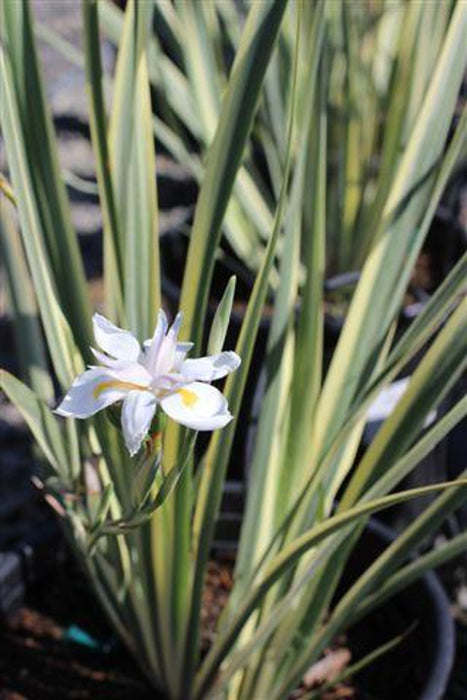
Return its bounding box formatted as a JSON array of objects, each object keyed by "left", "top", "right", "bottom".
[{"left": 56, "top": 311, "right": 241, "bottom": 455}]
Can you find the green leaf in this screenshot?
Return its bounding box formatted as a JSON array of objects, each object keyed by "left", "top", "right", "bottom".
[
  {"left": 1, "top": 0, "right": 92, "bottom": 358},
  {"left": 1, "top": 371, "right": 68, "bottom": 478},
  {"left": 341, "top": 296, "right": 467, "bottom": 507},
  {"left": 0, "top": 42, "right": 83, "bottom": 389},
  {"left": 312, "top": 4, "right": 467, "bottom": 470},
  {"left": 271, "top": 2, "right": 326, "bottom": 520},
  {"left": 108, "top": 0, "right": 160, "bottom": 340},
  {"left": 235, "top": 4, "right": 326, "bottom": 590},
  {"left": 93, "top": 483, "right": 115, "bottom": 529},
  {"left": 182, "top": 3, "right": 298, "bottom": 691},
  {"left": 151, "top": 434, "right": 197, "bottom": 510},
  {"left": 0, "top": 198, "right": 54, "bottom": 401},
  {"left": 175, "top": 0, "right": 222, "bottom": 142},
  {"left": 354, "top": 530, "right": 467, "bottom": 624},
  {"left": 178, "top": 0, "right": 288, "bottom": 350},
  {"left": 195, "top": 477, "right": 467, "bottom": 699},
  {"left": 207, "top": 276, "right": 237, "bottom": 355},
  {"left": 82, "top": 0, "right": 125, "bottom": 322}
]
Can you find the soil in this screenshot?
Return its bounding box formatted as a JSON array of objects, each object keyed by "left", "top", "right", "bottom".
[
  {"left": 3, "top": 503, "right": 465, "bottom": 700},
  {"left": 0, "top": 547, "right": 154, "bottom": 700},
  {"left": 0, "top": 554, "right": 356, "bottom": 700}
]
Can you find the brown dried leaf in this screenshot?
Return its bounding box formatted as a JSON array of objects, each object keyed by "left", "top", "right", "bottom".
[{"left": 303, "top": 648, "right": 352, "bottom": 689}]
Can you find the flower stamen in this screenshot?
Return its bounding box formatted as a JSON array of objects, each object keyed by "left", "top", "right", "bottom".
[{"left": 177, "top": 388, "right": 199, "bottom": 407}]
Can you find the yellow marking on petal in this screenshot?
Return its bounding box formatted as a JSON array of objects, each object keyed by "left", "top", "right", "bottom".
[
  {"left": 93, "top": 380, "right": 147, "bottom": 399},
  {"left": 178, "top": 387, "right": 199, "bottom": 408}
]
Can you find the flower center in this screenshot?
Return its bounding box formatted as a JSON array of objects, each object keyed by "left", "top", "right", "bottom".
[
  {"left": 177, "top": 387, "right": 198, "bottom": 407},
  {"left": 93, "top": 379, "right": 148, "bottom": 399}
]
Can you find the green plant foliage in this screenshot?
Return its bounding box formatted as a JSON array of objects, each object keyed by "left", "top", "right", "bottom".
[{"left": 1, "top": 1, "right": 466, "bottom": 698}]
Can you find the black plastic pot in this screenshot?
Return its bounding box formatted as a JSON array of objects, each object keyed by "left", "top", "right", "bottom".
[
  {"left": 342, "top": 519, "right": 455, "bottom": 700},
  {"left": 0, "top": 521, "right": 60, "bottom": 618},
  {"left": 0, "top": 375, "right": 62, "bottom": 619},
  {"left": 238, "top": 368, "right": 456, "bottom": 695},
  {"left": 213, "top": 515, "right": 456, "bottom": 697}
]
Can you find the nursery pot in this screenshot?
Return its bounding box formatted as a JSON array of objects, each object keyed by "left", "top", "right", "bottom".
[
  {"left": 323, "top": 176, "right": 467, "bottom": 368},
  {"left": 341, "top": 518, "right": 455, "bottom": 700},
  {"left": 0, "top": 368, "right": 62, "bottom": 619},
  {"left": 0, "top": 516, "right": 456, "bottom": 699}
]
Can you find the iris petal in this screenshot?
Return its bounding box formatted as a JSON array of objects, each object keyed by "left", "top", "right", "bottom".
[
  {"left": 160, "top": 381, "right": 233, "bottom": 431},
  {"left": 143, "top": 309, "right": 169, "bottom": 374},
  {"left": 181, "top": 351, "right": 241, "bottom": 382},
  {"left": 121, "top": 390, "right": 157, "bottom": 456},
  {"left": 57, "top": 309, "right": 238, "bottom": 451},
  {"left": 93, "top": 313, "right": 141, "bottom": 362},
  {"left": 154, "top": 312, "right": 183, "bottom": 376},
  {"left": 55, "top": 368, "right": 127, "bottom": 418}
]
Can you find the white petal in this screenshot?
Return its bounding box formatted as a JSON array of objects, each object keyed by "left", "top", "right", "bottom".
[
  {"left": 174, "top": 342, "right": 194, "bottom": 370},
  {"left": 143, "top": 309, "right": 169, "bottom": 374},
  {"left": 160, "top": 381, "right": 233, "bottom": 431},
  {"left": 181, "top": 351, "right": 241, "bottom": 382},
  {"left": 55, "top": 368, "right": 127, "bottom": 419},
  {"left": 367, "top": 378, "right": 410, "bottom": 422},
  {"left": 151, "top": 372, "right": 185, "bottom": 394},
  {"left": 105, "top": 362, "right": 153, "bottom": 387},
  {"left": 93, "top": 313, "right": 141, "bottom": 362},
  {"left": 121, "top": 390, "right": 157, "bottom": 456},
  {"left": 89, "top": 350, "right": 152, "bottom": 387},
  {"left": 154, "top": 312, "right": 183, "bottom": 376},
  {"left": 143, "top": 309, "right": 169, "bottom": 349},
  {"left": 91, "top": 347, "right": 133, "bottom": 369}
]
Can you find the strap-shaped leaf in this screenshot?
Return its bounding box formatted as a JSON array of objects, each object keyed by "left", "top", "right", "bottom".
[
  {"left": 175, "top": 0, "right": 222, "bottom": 142},
  {"left": 82, "top": 0, "right": 125, "bottom": 323},
  {"left": 0, "top": 200, "right": 53, "bottom": 402},
  {"left": 1, "top": 0, "right": 92, "bottom": 358},
  {"left": 195, "top": 477, "right": 467, "bottom": 699},
  {"left": 0, "top": 45, "right": 82, "bottom": 388},
  {"left": 235, "top": 3, "right": 325, "bottom": 591},
  {"left": 178, "top": 0, "right": 288, "bottom": 349},
  {"left": 182, "top": 3, "right": 296, "bottom": 689},
  {"left": 313, "top": 3, "right": 467, "bottom": 466},
  {"left": 108, "top": 0, "right": 160, "bottom": 341},
  {"left": 341, "top": 296, "right": 467, "bottom": 506},
  {"left": 354, "top": 530, "right": 467, "bottom": 623},
  {"left": 273, "top": 470, "right": 467, "bottom": 699},
  {"left": 207, "top": 276, "right": 236, "bottom": 355},
  {"left": 1, "top": 371, "right": 68, "bottom": 477}
]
